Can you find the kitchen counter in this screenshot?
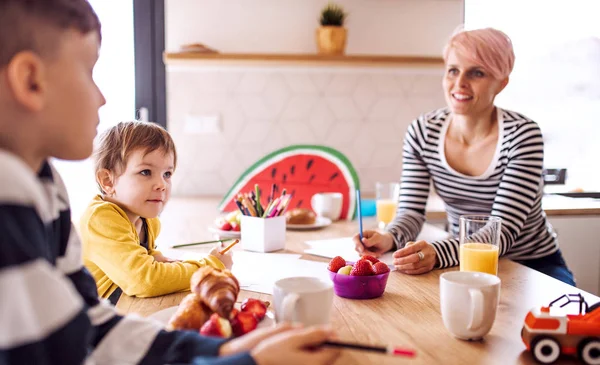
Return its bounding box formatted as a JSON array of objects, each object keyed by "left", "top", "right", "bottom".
[{"left": 425, "top": 193, "right": 600, "bottom": 220}]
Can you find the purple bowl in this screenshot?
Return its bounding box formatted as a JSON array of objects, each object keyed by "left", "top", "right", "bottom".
[{"left": 327, "top": 270, "right": 390, "bottom": 299}]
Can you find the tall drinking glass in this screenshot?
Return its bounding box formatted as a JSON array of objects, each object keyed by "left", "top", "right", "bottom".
[
  {"left": 375, "top": 182, "right": 400, "bottom": 229},
  {"left": 459, "top": 215, "right": 502, "bottom": 275}
]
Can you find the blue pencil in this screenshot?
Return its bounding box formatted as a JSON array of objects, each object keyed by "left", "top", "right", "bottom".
[{"left": 356, "top": 189, "right": 364, "bottom": 241}]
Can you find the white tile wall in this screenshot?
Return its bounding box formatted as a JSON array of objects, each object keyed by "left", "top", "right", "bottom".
[{"left": 167, "top": 67, "right": 445, "bottom": 196}]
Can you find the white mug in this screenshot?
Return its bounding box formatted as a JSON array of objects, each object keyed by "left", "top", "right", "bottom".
[
  {"left": 310, "top": 192, "right": 343, "bottom": 221},
  {"left": 273, "top": 277, "right": 333, "bottom": 326},
  {"left": 440, "top": 271, "right": 501, "bottom": 340}
]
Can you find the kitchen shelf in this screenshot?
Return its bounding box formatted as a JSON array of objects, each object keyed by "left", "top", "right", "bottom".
[{"left": 163, "top": 52, "right": 444, "bottom": 67}]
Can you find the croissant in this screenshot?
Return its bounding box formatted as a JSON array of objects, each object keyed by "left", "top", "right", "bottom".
[
  {"left": 191, "top": 266, "right": 240, "bottom": 319},
  {"left": 166, "top": 293, "right": 212, "bottom": 331}
]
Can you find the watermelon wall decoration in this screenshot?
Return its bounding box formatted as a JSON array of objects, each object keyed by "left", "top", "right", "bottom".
[{"left": 219, "top": 145, "right": 360, "bottom": 220}]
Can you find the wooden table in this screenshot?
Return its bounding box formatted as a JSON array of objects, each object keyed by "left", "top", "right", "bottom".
[{"left": 117, "top": 198, "right": 600, "bottom": 365}]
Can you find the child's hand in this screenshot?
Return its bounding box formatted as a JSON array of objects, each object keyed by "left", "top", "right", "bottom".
[
  {"left": 250, "top": 325, "right": 340, "bottom": 365},
  {"left": 209, "top": 242, "right": 233, "bottom": 270}
]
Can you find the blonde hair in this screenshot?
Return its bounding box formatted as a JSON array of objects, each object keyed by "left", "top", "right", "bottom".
[
  {"left": 443, "top": 27, "right": 515, "bottom": 80},
  {"left": 94, "top": 121, "right": 177, "bottom": 193}
]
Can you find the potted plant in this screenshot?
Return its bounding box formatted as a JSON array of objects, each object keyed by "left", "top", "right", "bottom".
[{"left": 316, "top": 3, "right": 348, "bottom": 55}]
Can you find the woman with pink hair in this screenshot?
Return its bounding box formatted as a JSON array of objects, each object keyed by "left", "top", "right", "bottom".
[{"left": 353, "top": 27, "right": 575, "bottom": 285}]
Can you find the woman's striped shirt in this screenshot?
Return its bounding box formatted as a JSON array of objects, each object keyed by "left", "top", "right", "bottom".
[{"left": 387, "top": 107, "right": 559, "bottom": 268}]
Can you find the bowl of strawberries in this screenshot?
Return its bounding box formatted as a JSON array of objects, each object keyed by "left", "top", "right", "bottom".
[{"left": 326, "top": 255, "right": 390, "bottom": 299}]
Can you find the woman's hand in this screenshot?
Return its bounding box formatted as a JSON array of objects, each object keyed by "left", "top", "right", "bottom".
[
  {"left": 392, "top": 240, "right": 438, "bottom": 274},
  {"left": 209, "top": 242, "right": 233, "bottom": 270},
  {"left": 352, "top": 230, "right": 394, "bottom": 258}
]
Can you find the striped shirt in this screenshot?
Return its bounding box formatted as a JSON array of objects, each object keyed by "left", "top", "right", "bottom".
[
  {"left": 387, "top": 107, "right": 559, "bottom": 268},
  {"left": 0, "top": 151, "right": 255, "bottom": 365}
]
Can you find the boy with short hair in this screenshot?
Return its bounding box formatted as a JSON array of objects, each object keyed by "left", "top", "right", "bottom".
[
  {"left": 80, "top": 121, "right": 232, "bottom": 303},
  {"left": 0, "top": 1, "right": 339, "bottom": 364}
]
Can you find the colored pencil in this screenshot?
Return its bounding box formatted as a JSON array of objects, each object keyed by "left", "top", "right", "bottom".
[
  {"left": 356, "top": 189, "right": 364, "bottom": 242},
  {"left": 172, "top": 238, "right": 236, "bottom": 249},
  {"left": 322, "top": 341, "right": 416, "bottom": 357},
  {"left": 218, "top": 239, "right": 240, "bottom": 255},
  {"left": 268, "top": 183, "right": 276, "bottom": 203},
  {"left": 255, "top": 184, "right": 263, "bottom": 217}
]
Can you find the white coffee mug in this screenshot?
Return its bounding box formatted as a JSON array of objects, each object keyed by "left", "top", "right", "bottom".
[
  {"left": 310, "top": 192, "right": 343, "bottom": 221},
  {"left": 273, "top": 277, "right": 333, "bottom": 326},
  {"left": 440, "top": 271, "right": 501, "bottom": 340}
]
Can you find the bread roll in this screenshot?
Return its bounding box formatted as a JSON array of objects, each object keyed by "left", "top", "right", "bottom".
[{"left": 285, "top": 208, "right": 316, "bottom": 225}]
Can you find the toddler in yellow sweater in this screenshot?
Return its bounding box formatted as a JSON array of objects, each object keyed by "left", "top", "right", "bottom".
[{"left": 80, "top": 121, "right": 232, "bottom": 304}]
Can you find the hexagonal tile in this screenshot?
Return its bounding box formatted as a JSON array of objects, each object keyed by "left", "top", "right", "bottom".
[
  {"left": 324, "top": 74, "right": 359, "bottom": 96},
  {"left": 235, "top": 72, "right": 268, "bottom": 94},
  {"left": 324, "top": 121, "right": 361, "bottom": 147},
  {"left": 284, "top": 74, "right": 318, "bottom": 93},
  {"left": 371, "top": 74, "right": 404, "bottom": 96},
  {"left": 368, "top": 143, "right": 403, "bottom": 169},
  {"left": 365, "top": 121, "right": 402, "bottom": 144},
  {"left": 308, "top": 102, "right": 335, "bottom": 140},
  {"left": 368, "top": 97, "right": 401, "bottom": 121},
  {"left": 280, "top": 95, "right": 319, "bottom": 121},
  {"left": 218, "top": 149, "right": 245, "bottom": 188},
  {"left": 189, "top": 173, "right": 227, "bottom": 195},
  {"left": 395, "top": 74, "right": 418, "bottom": 96},
  {"left": 236, "top": 95, "right": 271, "bottom": 120},
  {"left": 352, "top": 76, "right": 378, "bottom": 117},
  {"left": 281, "top": 122, "right": 316, "bottom": 145},
  {"left": 260, "top": 125, "right": 289, "bottom": 157},
  {"left": 409, "top": 73, "right": 445, "bottom": 97},
  {"left": 310, "top": 73, "right": 332, "bottom": 92},
  {"left": 325, "top": 97, "right": 362, "bottom": 121},
  {"left": 238, "top": 121, "right": 272, "bottom": 145},
  {"left": 221, "top": 100, "right": 246, "bottom": 142},
  {"left": 346, "top": 134, "right": 375, "bottom": 168},
  {"left": 262, "top": 74, "right": 291, "bottom": 119}
]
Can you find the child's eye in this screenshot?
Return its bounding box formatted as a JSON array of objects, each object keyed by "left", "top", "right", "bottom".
[
  {"left": 140, "top": 169, "right": 151, "bottom": 176},
  {"left": 164, "top": 171, "right": 172, "bottom": 179}
]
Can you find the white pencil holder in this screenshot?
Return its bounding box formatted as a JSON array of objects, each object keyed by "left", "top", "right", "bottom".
[{"left": 241, "top": 215, "right": 286, "bottom": 253}]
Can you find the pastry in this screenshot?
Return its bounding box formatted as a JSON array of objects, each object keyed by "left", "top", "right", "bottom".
[
  {"left": 166, "top": 293, "right": 212, "bottom": 331},
  {"left": 285, "top": 208, "right": 317, "bottom": 225},
  {"left": 190, "top": 266, "right": 240, "bottom": 319}
]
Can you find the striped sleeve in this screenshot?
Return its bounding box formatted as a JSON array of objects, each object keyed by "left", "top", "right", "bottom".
[
  {"left": 430, "top": 121, "right": 545, "bottom": 268},
  {"left": 386, "top": 118, "right": 431, "bottom": 248},
  {"left": 0, "top": 206, "right": 91, "bottom": 365}
]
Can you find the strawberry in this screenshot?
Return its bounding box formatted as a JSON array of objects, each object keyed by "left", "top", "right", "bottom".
[
  {"left": 240, "top": 298, "right": 268, "bottom": 321},
  {"left": 350, "top": 260, "right": 375, "bottom": 276},
  {"left": 231, "top": 222, "right": 240, "bottom": 232},
  {"left": 362, "top": 255, "right": 379, "bottom": 264},
  {"left": 218, "top": 221, "right": 232, "bottom": 231},
  {"left": 327, "top": 256, "right": 346, "bottom": 273},
  {"left": 373, "top": 262, "right": 390, "bottom": 275},
  {"left": 231, "top": 311, "right": 258, "bottom": 337},
  {"left": 200, "top": 313, "right": 232, "bottom": 338}
]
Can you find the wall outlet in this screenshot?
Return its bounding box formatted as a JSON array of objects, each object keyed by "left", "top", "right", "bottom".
[{"left": 184, "top": 114, "right": 221, "bottom": 134}]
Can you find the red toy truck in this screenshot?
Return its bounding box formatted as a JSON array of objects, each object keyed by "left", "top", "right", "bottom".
[{"left": 521, "top": 293, "right": 600, "bottom": 364}]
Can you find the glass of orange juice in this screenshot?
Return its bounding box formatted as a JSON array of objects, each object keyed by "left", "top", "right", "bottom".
[
  {"left": 459, "top": 215, "right": 502, "bottom": 275},
  {"left": 375, "top": 182, "right": 400, "bottom": 229}
]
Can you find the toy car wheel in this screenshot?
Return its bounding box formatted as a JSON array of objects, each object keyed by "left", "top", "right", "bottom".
[
  {"left": 532, "top": 336, "right": 561, "bottom": 364},
  {"left": 579, "top": 338, "right": 600, "bottom": 365}
]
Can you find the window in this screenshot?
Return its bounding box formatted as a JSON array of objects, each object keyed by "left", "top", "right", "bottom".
[{"left": 465, "top": 0, "right": 600, "bottom": 191}]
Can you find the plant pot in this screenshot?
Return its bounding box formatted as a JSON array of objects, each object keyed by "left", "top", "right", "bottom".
[{"left": 316, "top": 26, "right": 347, "bottom": 55}]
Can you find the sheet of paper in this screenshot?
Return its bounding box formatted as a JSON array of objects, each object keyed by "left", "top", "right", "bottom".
[
  {"left": 231, "top": 251, "right": 330, "bottom": 295},
  {"left": 304, "top": 223, "right": 451, "bottom": 266}
]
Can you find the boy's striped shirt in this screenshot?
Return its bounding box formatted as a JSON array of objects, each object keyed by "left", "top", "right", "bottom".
[
  {"left": 387, "top": 107, "right": 558, "bottom": 268},
  {"left": 0, "top": 151, "right": 255, "bottom": 365}
]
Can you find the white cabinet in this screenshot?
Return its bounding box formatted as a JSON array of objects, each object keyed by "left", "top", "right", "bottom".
[{"left": 548, "top": 216, "right": 600, "bottom": 295}]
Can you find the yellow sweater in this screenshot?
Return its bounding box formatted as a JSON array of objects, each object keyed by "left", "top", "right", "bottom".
[{"left": 80, "top": 195, "right": 224, "bottom": 299}]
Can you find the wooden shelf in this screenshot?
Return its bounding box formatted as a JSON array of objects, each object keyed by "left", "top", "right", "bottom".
[{"left": 163, "top": 52, "right": 444, "bottom": 67}]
